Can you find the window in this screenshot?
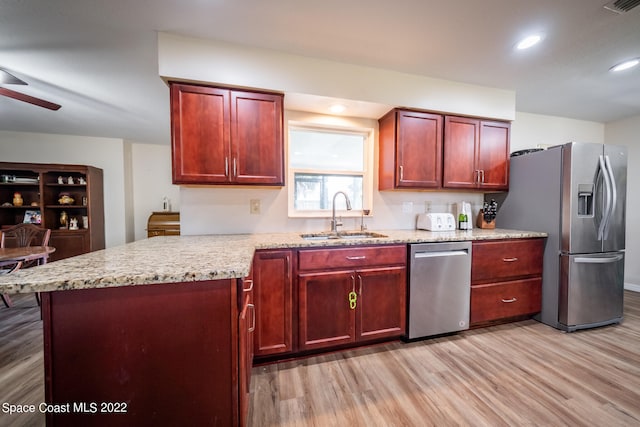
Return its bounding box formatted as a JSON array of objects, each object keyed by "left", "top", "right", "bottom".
[{"left": 288, "top": 123, "right": 373, "bottom": 217}]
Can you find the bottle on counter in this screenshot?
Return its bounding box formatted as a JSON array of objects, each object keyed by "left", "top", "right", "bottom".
[{"left": 458, "top": 212, "right": 468, "bottom": 230}]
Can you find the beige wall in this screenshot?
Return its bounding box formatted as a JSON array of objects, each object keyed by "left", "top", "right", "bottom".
[
  {"left": 605, "top": 114, "right": 640, "bottom": 288},
  {"left": 157, "top": 33, "right": 515, "bottom": 121},
  {"left": 0, "top": 131, "right": 128, "bottom": 248},
  {"left": 130, "top": 143, "right": 180, "bottom": 241},
  {"left": 511, "top": 112, "right": 605, "bottom": 152}
]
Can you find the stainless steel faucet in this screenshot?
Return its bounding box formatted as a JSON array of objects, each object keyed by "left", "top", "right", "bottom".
[{"left": 331, "top": 191, "right": 352, "bottom": 233}]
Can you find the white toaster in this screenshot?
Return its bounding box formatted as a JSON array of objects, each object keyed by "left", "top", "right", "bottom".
[{"left": 417, "top": 213, "right": 456, "bottom": 231}]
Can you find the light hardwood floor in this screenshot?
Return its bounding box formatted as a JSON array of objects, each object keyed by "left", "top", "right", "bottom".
[
  {"left": 249, "top": 291, "right": 640, "bottom": 426},
  {"left": 1, "top": 292, "right": 639, "bottom": 426}
]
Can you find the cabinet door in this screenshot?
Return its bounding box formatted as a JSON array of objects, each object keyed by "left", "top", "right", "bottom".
[
  {"left": 231, "top": 91, "right": 284, "bottom": 185},
  {"left": 298, "top": 270, "right": 356, "bottom": 351},
  {"left": 171, "top": 83, "right": 231, "bottom": 184},
  {"left": 396, "top": 110, "right": 443, "bottom": 188},
  {"left": 477, "top": 121, "right": 510, "bottom": 190},
  {"left": 49, "top": 230, "right": 89, "bottom": 262},
  {"left": 253, "top": 250, "right": 293, "bottom": 356},
  {"left": 238, "top": 293, "right": 253, "bottom": 427},
  {"left": 443, "top": 116, "right": 480, "bottom": 189},
  {"left": 357, "top": 266, "right": 407, "bottom": 341}
]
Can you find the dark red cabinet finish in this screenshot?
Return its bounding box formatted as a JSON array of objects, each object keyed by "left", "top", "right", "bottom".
[
  {"left": 297, "top": 245, "right": 407, "bottom": 352},
  {"left": 470, "top": 238, "right": 545, "bottom": 326},
  {"left": 170, "top": 82, "right": 284, "bottom": 186},
  {"left": 443, "top": 116, "right": 510, "bottom": 190},
  {"left": 252, "top": 250, "right": 293, "bottom": 357},
  {"left": 41, "top": 279, "right": 246, "bottom": 426},
  {"left": 379, "top": 109, "right": 443, "bottom": 190}
]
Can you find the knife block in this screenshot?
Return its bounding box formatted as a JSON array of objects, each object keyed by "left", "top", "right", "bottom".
[{"left": 477, "top": 210, "right": 496, "bottom": 229}]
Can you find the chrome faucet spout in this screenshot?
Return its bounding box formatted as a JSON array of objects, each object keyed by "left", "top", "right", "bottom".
[{"left": 331, "top": 191, "right": 352, "bottom": 233}]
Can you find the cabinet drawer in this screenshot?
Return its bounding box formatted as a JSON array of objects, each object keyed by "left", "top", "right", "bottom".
[
  {"left": 472, "top": 238, "right": 544, "bottom": 283},
  {"left": 470, "top": 277, "right": 541, "bottom": 324},
  {"left": 298, "top": 245, "right": 406, "bottom": 271}
]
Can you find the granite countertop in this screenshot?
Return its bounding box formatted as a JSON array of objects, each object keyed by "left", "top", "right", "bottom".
[{"left": 0, "top": 228, "right": 546, "bottom": 294}]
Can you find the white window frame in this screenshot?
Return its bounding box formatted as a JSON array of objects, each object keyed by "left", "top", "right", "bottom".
[{"left": 287, "top": 121, "right": 374, "bottom": 218}]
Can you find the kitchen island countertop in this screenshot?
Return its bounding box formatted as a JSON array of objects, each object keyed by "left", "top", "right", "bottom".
[{"left": 0, "top": 228, "right": 546, "bottom": 294}]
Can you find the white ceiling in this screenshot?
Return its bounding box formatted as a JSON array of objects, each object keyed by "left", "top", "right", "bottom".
[{"left": 0, "top": 0, "right": 639, "bottom": 145}]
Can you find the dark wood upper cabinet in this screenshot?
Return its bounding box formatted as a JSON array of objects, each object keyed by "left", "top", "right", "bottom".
[
  {"left": 170, "top": 82, "right": 284, "bottom": 186},
  {"left": 443, "top": 116, "right": 510, "bottom": 190},
  {"left": 379, "top": 109, "right": 443, "bottom": 190}
]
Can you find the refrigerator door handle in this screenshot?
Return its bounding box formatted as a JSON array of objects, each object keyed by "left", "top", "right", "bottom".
[
  {"left": 574, "top": 254, "right": 624, "bottom": 264},
  {"left": 603, "top": 155, "right": 617, "bottom": 239},
  {"left": 597, "top": 155, "right": 612, "bottom": 241}
]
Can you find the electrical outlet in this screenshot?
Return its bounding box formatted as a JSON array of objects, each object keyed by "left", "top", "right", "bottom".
[
  {"left": 402, "top": 202, "right": 413, "bottom": 214},
  {"left": 250, "top": 199, "right": 261, "bottom": 215}
]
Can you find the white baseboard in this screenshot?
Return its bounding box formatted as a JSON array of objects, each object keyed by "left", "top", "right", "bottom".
[{"left": 625, "top": 282, "right": 640, "bottom": 292}]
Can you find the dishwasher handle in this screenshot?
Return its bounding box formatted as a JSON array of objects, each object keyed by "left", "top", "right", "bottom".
[{"left": 413, "top": 250, "right": 469, "bottom": 259}]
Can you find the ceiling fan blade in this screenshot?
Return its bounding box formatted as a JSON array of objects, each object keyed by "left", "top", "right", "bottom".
[
  {"left": 0, "top": 87, "right": 61, "bottom": 110},
  {"left": 0, "top": 69, "right": 27, "bottom": 85}
]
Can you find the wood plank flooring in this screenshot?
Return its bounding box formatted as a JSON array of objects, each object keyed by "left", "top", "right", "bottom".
[
  {"left": 250, "top": 291, "right": 640, "bottom": 426},
  {"left": 1, "top": 292, "right": 639, "bottom": 426},
  {"left": 0, "top": 293, "right": 44, "bottom": 427}
]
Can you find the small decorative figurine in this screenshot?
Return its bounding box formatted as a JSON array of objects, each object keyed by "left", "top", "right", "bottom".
[
  {"left": 67, "top": 176, "right": 74, "bottom": 185},
  {"left": 60, "top": 211, "right": 68, "bottom": 229},
  {"left": 57, "top": 176, "right": 64, "bottom": 184},
  {"left": 69, "top": 218, "right": 79, "bottom": 230},
  {"left": 78, "top": 176, "right": 86, "bottom": 185}
]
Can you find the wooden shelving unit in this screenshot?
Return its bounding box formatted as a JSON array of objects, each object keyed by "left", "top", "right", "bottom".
[{"left": 0, "top": 162, "right": 105, "bottom": 262}]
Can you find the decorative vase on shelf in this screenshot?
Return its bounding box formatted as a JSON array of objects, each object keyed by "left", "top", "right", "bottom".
[{"left": 13, "top": 192, "right": 23, "bottom": 207}]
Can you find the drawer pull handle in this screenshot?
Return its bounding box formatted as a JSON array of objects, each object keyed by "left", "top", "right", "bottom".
[
  {"left": 248, "top": 303, "right": 256, "bottom": 332},
  {"left": 502, "top": 257, "right": 519, "bottom": 262},
  {"left": 501, "top": 298, "right": 517, "bottom": 303},
  {"left": 346, "top": 256, "right": 366, "bottom": 260},
  {"left": 243, "top": 279, "right": 253, "bottom": 292}
]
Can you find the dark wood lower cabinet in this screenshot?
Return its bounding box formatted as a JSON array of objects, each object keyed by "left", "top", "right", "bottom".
[
  {"left": 48, "top": 230, "right": 90, "bottom": 261},
  {"left": 470, "top": 238, "right": 545, "bottom": 326},
  {"left": 297, "top": 245, "right": 407, "bottom": 353},
  {"left": 358, "top": 267, "right": 406, "bottom": 340},
  {"left": 252, "top": 250, "right": 293, "bottom": 357},
  {"left": 470, "top": 278, "right": 542, "bottom": 324},
  {"left": 298, "top": 266, "right": 407, "bottom": 351},
  {"left": 41, "top": 279, "right": 246, "bottom": 426},
  {"left": 298, "top": 270, "right": 357, "bottom": 350},
  {"left": 238, "top": 292, "right": 254, "bottom": 426}
]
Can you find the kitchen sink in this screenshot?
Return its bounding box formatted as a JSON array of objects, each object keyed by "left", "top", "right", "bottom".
[{"left": 300, "top": 231, "right": 388, "bottom": 241}]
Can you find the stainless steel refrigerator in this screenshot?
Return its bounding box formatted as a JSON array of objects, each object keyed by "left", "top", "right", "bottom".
[{"left": 489, "top": 142, "right": 627, "bottom": 331}]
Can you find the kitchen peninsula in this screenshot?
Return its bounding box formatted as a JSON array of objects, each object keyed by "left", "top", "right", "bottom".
[{"left": 0, "top": 229, "right": 545, "bottom": 426}]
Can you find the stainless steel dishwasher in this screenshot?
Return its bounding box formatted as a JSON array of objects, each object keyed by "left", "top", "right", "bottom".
[{"left": 407, "top": 241, "right": 472, "bottom": 339}]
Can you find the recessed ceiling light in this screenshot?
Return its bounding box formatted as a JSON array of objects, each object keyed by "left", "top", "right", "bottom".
[
  {"left": 610, "top": 58, "right": 639, "bottom": 72},
  {"left": 516, "top": 34, "right": 543, "bottom": 50},
  {"left": 328, "top": 104, "right": 346, "bottom": 114}
]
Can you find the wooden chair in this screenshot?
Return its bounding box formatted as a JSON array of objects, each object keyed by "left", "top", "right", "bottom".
[
  {"left": 1, "top": 223, "right": 52, "bottom": 306},
  {"left": 1, "top": 223, "right": 52, "bottom": 252},
  {"left": 0, "top": 260, "right": 22, "bottom": 307}
]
